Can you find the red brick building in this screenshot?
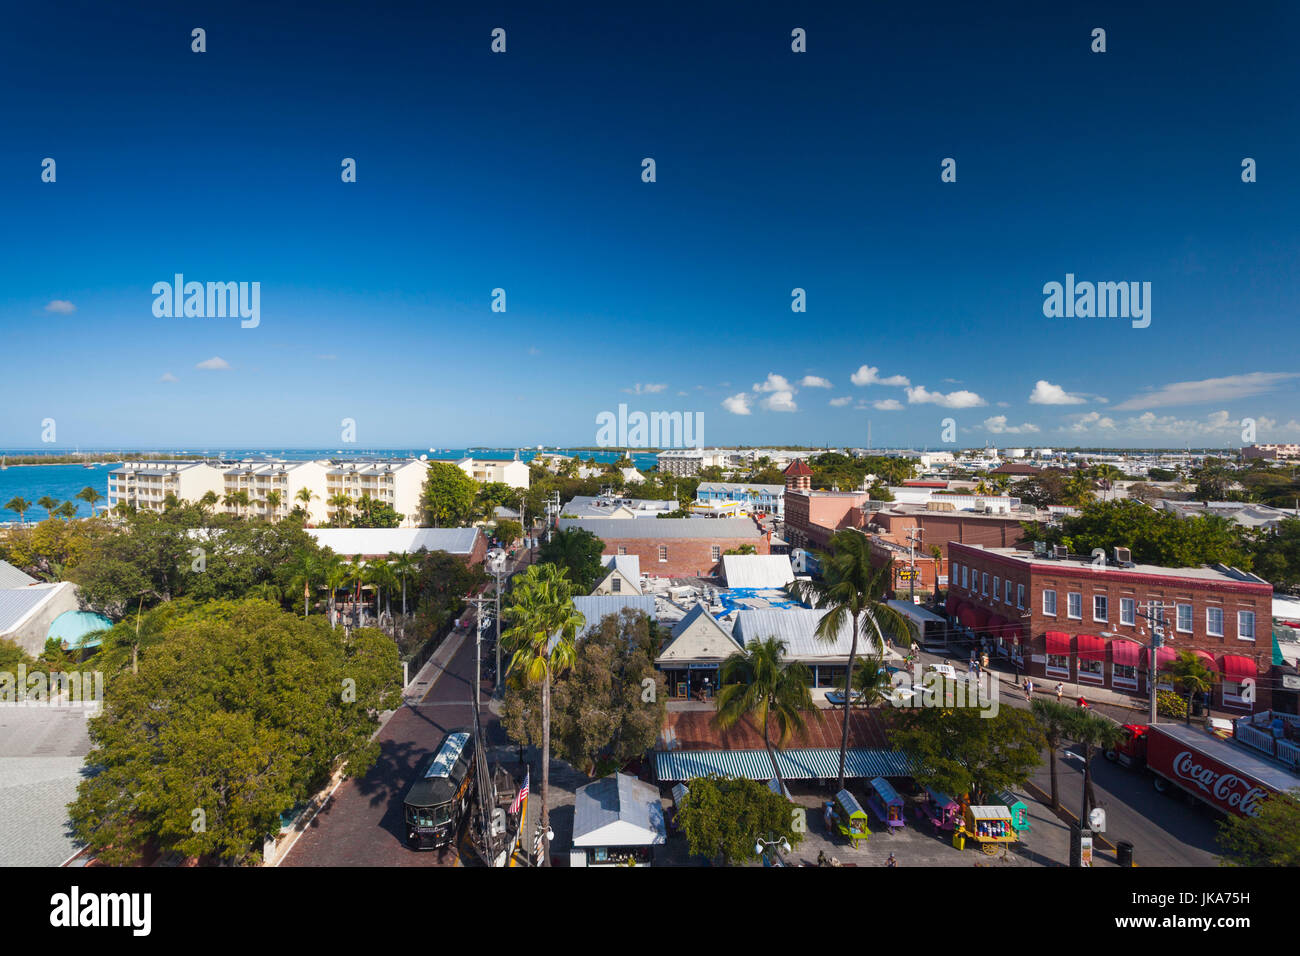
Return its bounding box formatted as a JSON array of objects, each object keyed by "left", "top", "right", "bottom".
[
  {"left": 556, "top": 517, "right": 769, "bottom": 578},
  {"left": 947, "top": 542, "right": 1275, "bottom": 712}
]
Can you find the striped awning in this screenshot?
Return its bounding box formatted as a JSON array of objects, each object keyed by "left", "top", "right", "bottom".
[{"left": 654, "top": 748, "right": 915, "bottom": 783}]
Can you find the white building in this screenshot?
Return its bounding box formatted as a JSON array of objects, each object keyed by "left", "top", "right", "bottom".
[{"left": 454, "top": 457, "right": 530, "bottom": 489}]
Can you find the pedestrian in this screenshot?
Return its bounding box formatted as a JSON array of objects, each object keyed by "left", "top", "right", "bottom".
[
  {"left": 1056, "top": 682, "right": 1064, "bottom": 702},
  {"left": 1024, "top": 679, "right": 1034, "bottom": 700},
  {"left": 886, "top": 852, "right": 897, "bottom": 868}
]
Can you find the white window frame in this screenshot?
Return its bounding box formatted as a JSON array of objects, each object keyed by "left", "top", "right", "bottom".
[
  {"left": 1042, "top": 589, "right": 1057, "bottom": 616},
  {"left": 1237, "top": 610, "right": 1255, "bottom": 642},
  {"left": 1005, "top": 580, "right": 1012, "bottom": 604},
  {"left": 1067, "top": 592, "right": 1082, "bottom": 620},
  {"left": 1093, "top": 594, "right": 1108, "bottom": 623},
  {"left": 1120, "top": 598, "right": 1135, "bottom": 627},
  {"left": 1112, "top": 663, "right": 1139, "bottom": 691},
  {"left": 1078, "top": 657, "right": 1105, "bottom": 685},
  {"left": 658, "top": 545, "right": 668, "bottom": 563},
  {"left": 1045, "top": 653, "right": 1071, "bottom": 679},
  {"left": 982, "top": 573, "right": 988, "bottom": 596},
  {"left": 710, "top": 545, "right": 721, "bottom": 561},
  {"left": 1016, "top": 584, "right": 1024, "bottom": 609},
  {"left": 1176, "top": 603, "right": 1193, "bottom": 634},
  {"left": 961, "top": 565, "right": 968, "bottom": 589},
  {"left": 993, "top": 576, "right": 1000, "bottom": 602},
  {"left": 1206, "top": 606, "right": 1224, "bottom": 638}
]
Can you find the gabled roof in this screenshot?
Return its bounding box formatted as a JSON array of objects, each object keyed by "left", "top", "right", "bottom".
[
  {"left": 307, "top": 527, "right": 480, "bottom": 556},
  {"left": 558, "top": 518, "right": 762, "bottom": 539},
  {"left": 0, "top": 561, "right": 37, "bottom": 590},
  {"left": 783, "top": 459, "right": 812, "bottom": 477},
  {"left": 571, "top": 773, "right": 666, "bottom": 847},
  {"left": 602, "top": 553, "right": 642, "bottom": 581},
  {"left": 657, "top": 602, "right": 742, "bottom": 664},
  {"left": 0, "top": 585, "right": 64, "bottom": 634},
  {"left": 731, "top": 608, "right": 873, "bottom": 659}
]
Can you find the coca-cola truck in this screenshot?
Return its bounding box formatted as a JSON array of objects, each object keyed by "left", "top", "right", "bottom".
[{"left": 1106, "top": 722, "right": 1298, "bottom": 818}]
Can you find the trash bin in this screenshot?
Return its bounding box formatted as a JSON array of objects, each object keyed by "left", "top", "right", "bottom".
[
  {"left": 952, "top": 832, "right": 965, "bottom": 851},
  {"left": 1116, "top": 840, "right": 1134, "bottom": 867},
  {"left": 1191, "top": 697, "right": 1206, "bottom": 717}
]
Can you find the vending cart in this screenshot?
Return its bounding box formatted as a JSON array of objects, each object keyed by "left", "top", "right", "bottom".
[
  {"left": 831, "top": 788, "right": 871, "bottom": 848},
  {"left": 916, "top": 786, "right": 961, "bottom": 833},
  {"left": 865, "top": 777, "right": 906, "bottom": 832},
  {"left": 959, "top": 804, "right": 1018, "bottom": 856},
  {"left": 994, "top": 790, "right": 1032, "bottom": 833}
]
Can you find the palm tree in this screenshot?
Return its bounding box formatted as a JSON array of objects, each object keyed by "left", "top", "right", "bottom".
[
  {"left": 290, "top": 551, "right": 323, "bottom": 617},
  {"left": 502, "top": 562, "right": 583, "bottom": 867},
  {"left": 37, "top": 496, "right": 60, "bottom": 520},
  {"left": 929, "top": 544, "right": 944, "bottom": 597},
  {"left": 345, "top": 559, "right": 368, "bottom": 625},
  {"left": 4, "top": 497, "right": 31, "bottom": 524},
  {"left": 840, "top": 656, "right": 893, "bottom": 707},
  {"left": 324, "top": 556, "right": 349, "bottom": 628},
  {"left": 264, "top": 490, "right": 282, "bottom": 522},
  {"left": 224, "top": 491, "right": 250, "bottom": 518},
  {"left": 1031, "top": 698, "right": 1076, "bottom": 810},
  {"left": 197, "top": 490, "right": 219, "bottom": 521},
  {"left": 76, "top": 485, "right": 103, "bottom": 515},
  {"left": 1069, "top": 710, "right": 1124, "bottom": 825},
  {"left": 366, "top": 559, "right": 398, "bottom": 621},
  {"left": 716, "top": 636, "right": 813, "bottom": 790},
  {"left": 388, "top": 551, "right": 419, "bottom": 618},
  {"left": 1169, "top": 650, "right": 1219, "bottom": 725},
  {"left": 56, "top": 501, "right": 78, "bottom": 520},
  {"left": 296, "top": 487, "right": 316, "bottom": 522},
  {"left": 327, "top": 493, "right": 352, "bottom": 526},
  {"left": 1062, "top": 472, "right": 1096, "bottom": 507},
  {"left": 788, "top": 529, "right": 912, "bottom": 791}
]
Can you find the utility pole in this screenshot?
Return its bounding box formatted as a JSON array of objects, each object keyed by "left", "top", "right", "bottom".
[
  {"left": 905, "top": 527, "right": 922, "bottom": 603},
  {"left": 1138, "top": 600, "right": 1176, "bottom": 725}
]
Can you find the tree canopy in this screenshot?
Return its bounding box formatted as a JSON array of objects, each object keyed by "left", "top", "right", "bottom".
[
  {"left": 1217, "top": 788, "right": 1300, "bottom": 867},
  {"left": 677, "top": 774, "right": 804, "bottom": 865},
  {"left": 421, "top": 461, "right": 477, "bottom": 526},
  {"left": 891, "top": 705, "right": 1043, "bottom": 804},
  {"left": 537, "top": 527, "right": 606, "bottom": 593}
]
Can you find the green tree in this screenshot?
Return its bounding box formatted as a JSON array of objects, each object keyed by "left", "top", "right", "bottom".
[
  {"left": 421, "top": 462, "right": 477, "bottom": 526},
  {"left": 1169, "top": 650, "right": 1219, "bottom": 725},
  {"left": 501, "top": 609, "right": 665, "bottom": 775},
  {"left": 537, "top": 527, "right": 606, "bottom": 593},
  {"left": 1217, "top": 788, "right": 1300, "bottom": 866},
  {"left": 37, "top": 496, "right": 60, "bottom": 520},
  {"left": 1031, "top": 698, "right": 1076, "bottom": 810},
  {"left": 677, "top": 775, "right": 804, "bottom": 866},
  {"left": 5, "top": 497, "right": 31, "bottom": 524},
  {"left": 1067, "top": 709, "right": 1123, "bottom": 824},
  {"left": 788, "top": 530, "right": 911, "bottom": 790},
  {"left": 387, "top": 551, "right": 419, "bottom": 619},
  {"left": 892, "top": 706, "right": 1043, "bottom": 805},
  {"left": 264, "top": 490, "right": 282, "bottom": 522},
  {"left": 68, "top": 599, "right": 401, "bottom": 864},
  {"left": 77, "top": 486, "right": 103, "bottom": 514},
  {"left": 493, "top": 519, "right": 523, "bottom": 545},
  {"left": 56, "top": 501, "right": 78, "bottom": 520},
  {"left": 715, "top": 636, "right": 814, "bottom": 788},
  {"left": 502, "top": 563, "right": 583, "bottom": 866}
]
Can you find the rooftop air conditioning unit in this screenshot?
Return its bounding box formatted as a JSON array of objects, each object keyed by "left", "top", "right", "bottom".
[
  {"left": 1114, "top": 546, "right": 1132, "bottom": 566},
  {"left": 1053, "top": 545, "right": 1068, "bottom": 560}
]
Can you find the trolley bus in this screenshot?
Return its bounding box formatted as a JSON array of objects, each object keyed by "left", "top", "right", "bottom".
[
  {"left": 403, "top": 728, "right": 475, "bottom": 850},
  {"left": 885, "top": 599, "right": 949, "bottom": 652}
]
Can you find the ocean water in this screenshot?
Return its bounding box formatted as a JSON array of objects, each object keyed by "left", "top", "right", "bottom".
[{"left": 0, "top": 448, "right": 661, "bottom": 521}]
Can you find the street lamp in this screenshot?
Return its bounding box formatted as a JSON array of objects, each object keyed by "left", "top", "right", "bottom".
[
  {"left": 755, "top": 835, "right": 792, "bottom": 862},
  {"left": 1102, "top": 600, "right": 1175, "bottom": 725}
]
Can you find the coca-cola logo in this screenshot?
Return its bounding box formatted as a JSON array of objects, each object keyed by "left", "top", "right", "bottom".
[{"left": 1171, "top": 750, "right": 1267, "bottom": 817}]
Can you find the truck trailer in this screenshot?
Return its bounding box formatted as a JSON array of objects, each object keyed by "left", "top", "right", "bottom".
[{"left": 1106, "top": 721, "right": 1299, "bottom": 819}]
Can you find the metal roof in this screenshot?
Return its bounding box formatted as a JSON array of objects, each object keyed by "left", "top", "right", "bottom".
[
  {"left": 722, "top": 554, "right": 795, "bottom": 589},
  {"left": 307, "top": 527, "right": 480, "bottom": 556},
  {"left": 602, "top": 554, "right": 642, "bottom": 581},
  {"left": 654, "top": 748, "right": 914, "bottom": 782},
  {"left": 558, "top": 517, "right": 763, "bottom": 539},
  {"left": 0, "top": 586, "right": 61, "bottom": 634},
  {"left": 732, "top": 608, "right": 874, "bottom": 659},
  {"left": 0, "top": 561, "right": 37, "bottom": 590},
  {"left": 697, "top": 482, "right": 785, "bottom": 495},
  {"left": 571, "top": 773, "right": 667, "bottom": 847},
  {"left": 548, "top": 596, "right": 658, "bottom": 653}
]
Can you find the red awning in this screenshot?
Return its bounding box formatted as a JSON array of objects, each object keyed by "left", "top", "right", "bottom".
[
  {"left": 986, "top": 613, "right": 1006, "bottom": 634},
  {"left": 1191, "top": 649, "right": 1215, "bottom": 668},
  {"left": 958, "top": 605, "right": 976, "bottom": 628},
  {"left": 1140, "top": 646, "right": 1176, "bottom": 671},
  {"left": 945, "top": 594, "right": 960, "bottom": 616},
  {"left": 1219, "top": 655, "right": 1257, "bottom": 680},
  {"left": 1076, "top": 634, "right": 1107, "bottom": 662},
  {"left": 1002, "top": 620, "right": 1023, "bottom": 641},
  {"left": 1110, "top": 640, "right": 1141, "bottom": 667},
  {"left": 1045, "top": 631, "right": 1071, "bottom": 655},
  {"left": 971, "top": 607, "right": 990, "bottom": 630}
]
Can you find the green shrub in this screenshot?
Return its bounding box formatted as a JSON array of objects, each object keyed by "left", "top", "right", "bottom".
[{"left": 1156, "top": 689, "right": 1187, "bottom": 720}]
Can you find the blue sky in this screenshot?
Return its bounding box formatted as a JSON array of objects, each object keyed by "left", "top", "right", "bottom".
[{"left": 2, "top": 1, "right": 1298, "bottom": 450}]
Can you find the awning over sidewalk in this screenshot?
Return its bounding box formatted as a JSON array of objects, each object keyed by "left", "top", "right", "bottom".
[
  {"left": 1075, "top": 634, "right": 1107, "bottom": 662},
  {"left": 1219, "top": 654, "right": 1258, "bottom": 680},
  {"left": 945, "top": 594, "right": 961, "bottom": 617},
  {"left": 1140, "top": 646, "right": 1176, "bottom": 671},
  {"left": 1110, "top": 640, "right": 1141, "bottom": 667},
  {"left": 1045, "top": 631, "right": 1071, "bottom": 655}
]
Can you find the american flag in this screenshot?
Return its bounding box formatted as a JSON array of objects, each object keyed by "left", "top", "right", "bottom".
[{"left": 510, "top": 770, "right": 529, "bottom": 814}]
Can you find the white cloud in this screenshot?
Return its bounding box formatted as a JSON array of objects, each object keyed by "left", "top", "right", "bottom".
[
  {"left": 722, "top": 393, "right": 752, "bottom": 415},
  {"left": 1114, "top": 372, "right": 1298, "bottom": 411},
  {"left": 44, "top": 300, "right": 76, "bottom": 314},
  {"left": 753, "top": 373, "right": 795, "bottom": 393},
  {"left": 1068, "top": 411, "right": 1118, "bottom": 433},
  {"left": 1029, "top": 380, "right": 1088, "bottom": 405},
  {"left": 623, "top": 383, "right": 668, "bottom": 395},
  {"left": 983, "top": 415, "right": 1040, "bottom": 434},
  {"left": 799, "top": 375, "right": 832, "bottom": 388},
  {"left": 159, "top": 372, "right": 178, "bottom": 383},
  {"left": 196, "top": 356, "right": 230, "bottom": 370},
  {"left": 905, "top": 385, "right": 986, "bottom": 408},
  {"left": 762, "top": 390, "right": 798, "bottom": 412},
  {"left": 829, "top": 396, "right": 853, "bottom": 407},
  {"left": 873, "top": 399, "right": 904, "bottom": 411},
  {"left": 851, "top": 365, "right": 910, "bottom": 387}
]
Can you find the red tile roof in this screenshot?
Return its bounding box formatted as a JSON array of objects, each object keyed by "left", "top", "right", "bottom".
[{"left": 784, "top": 459, "right": 813, "bottom": 477}]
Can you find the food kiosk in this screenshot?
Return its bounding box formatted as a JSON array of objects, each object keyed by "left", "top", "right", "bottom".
[
  {"left": 915, "top": 786, "right": 961, "bottom": 833},
  {"left": 994, "top": 790, "right": 1032, "bottom": 833},
  {"left": 865, "top": 777, "right": 906, "bottom": 832},
  {"left": 831, "top": 788, "right": 871, "bottom": 848},
  {"left": 959, "top": 804, "right": 1018, "bottom": 856}
]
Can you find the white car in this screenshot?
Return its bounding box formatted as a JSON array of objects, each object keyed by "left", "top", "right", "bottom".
[{"left": 927, "top": 663, "right": 958, "bottom": 679}]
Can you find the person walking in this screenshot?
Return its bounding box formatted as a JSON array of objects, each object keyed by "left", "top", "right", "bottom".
[{"left": 1055, "top": 682, "right": 1064, "bottom": 702}]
